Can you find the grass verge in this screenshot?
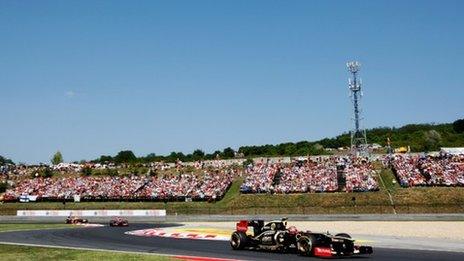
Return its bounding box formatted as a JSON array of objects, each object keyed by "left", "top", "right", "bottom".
[
  {"left": 0, "top": 244, "right": 170, "bottom": 261},
  {"left": 0, "top": 223, "right": 73, "bottom": 233},
  {"left": 378, "top": 168, "right": 400, "bottom": 193}
]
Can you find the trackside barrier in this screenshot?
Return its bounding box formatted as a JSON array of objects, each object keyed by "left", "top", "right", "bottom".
[{"left": 16, "top": 209, "right": 166, "bottom": 217}]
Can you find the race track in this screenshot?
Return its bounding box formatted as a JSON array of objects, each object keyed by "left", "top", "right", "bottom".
[{"left": 0, "top": 223, "right": 463, "bottom": 261}]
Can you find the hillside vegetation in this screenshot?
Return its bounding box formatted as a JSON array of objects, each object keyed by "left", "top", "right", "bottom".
[
  {"left": 87, "top": 120, "right": 464, "bottom": 163},
  {"left": 238, "top": 121, "right": 464, "bottom": 157},
  {"left": 3, "top": 120, "right": 462, "bottom": 165}
]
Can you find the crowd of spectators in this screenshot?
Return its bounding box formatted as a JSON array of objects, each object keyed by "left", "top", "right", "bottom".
[
  {"left": 389, "top": 155, "right": 427, "bottom": 186},
  {"left": 192, "top": 159, "right": 245, "bottom": 170},
  {"left": 0, "top": 154, "right": 393, "bottom": 202},
  {"left": 136, "top": 169, "right": 238, "bottom": 200},
  {"left": 4, "top": 175, "right": 146, "bottom": 201},
  {"left": 274, "top": 159, "right": 339, "bottom": 193},
  {"left": 343, "top": 157, "right": 379, "bottom": 192},
  {"left": 390, "top": 154, "right": 464, "bottom": 187},
  {"left": 240, "top": 157, "right": 378, "bottom": 194},
  {"left": 1, "top": 164, "right": 46, "bottom": 184},
  {"left": 3, "top": 168, "right": 239, "bottom": 202},
  {"left": 240, "top": 162, "right": 280, "bottom": 193}
]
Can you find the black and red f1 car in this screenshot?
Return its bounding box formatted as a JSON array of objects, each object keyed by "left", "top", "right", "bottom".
[
  {"left": 65, "top": 216, "right": 89, "bottom": 224},
  {"left": 109, "top": 217, "right": 129, "bottom": 227},
  {"left": 230, "top": 218, "right": 373, "bottom": 258}
]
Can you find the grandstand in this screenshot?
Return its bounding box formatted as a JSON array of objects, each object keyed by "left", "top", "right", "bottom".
[
  {"left": 390, "top": 154, "right": 464, "bottom": 187},
  {"left": 2, "top": 153, "right": 464, "bottom": 205},
  {"left": 241, "top": 156, "right": 377, "bottom": 194}
]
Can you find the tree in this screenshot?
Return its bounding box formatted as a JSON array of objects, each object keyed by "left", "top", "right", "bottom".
[
  {"left": 284, "top": 144, "right": 297, "bottom": 156},
  {"left": 51, "top": 151, "right": 63, "bottom": 165},
  {"left": 222, "top": 147, "right": 235, "bottom": 159},
  {"left": 114, "top": 150, "right": 137, "bottom": 163},
  {"left": 97, "top": 155, "right": 113, "bottom": 163},
  {"left": 144, "top": 153, "right": 157, "bottom": 162},
  {"left": 192, "top": 149, "right": 205, "bottom": 160},
  {"left": 310, "top": 143, "right": 325, "bottom": 155},
  {"left": 212, "top": 150, "right": 222, "bottom": 158},
  {"left": 423, "top": 130, "right": 442, "bottom": 152},
  {"left": 453, "top": 119, "right": 464, "bottom": 133},
  {"left": 166, "top": 151, "right": 186, "bottom": 162},
  {"left": 0, "top": 155, "right": 14, "bottom": 165}
]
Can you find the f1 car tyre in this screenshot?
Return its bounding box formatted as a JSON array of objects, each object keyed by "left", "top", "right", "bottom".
[
  {"left": 297, "top": 235, "right": 317, "bottom": 256},
  {"left": 335, "top": 233, "right": 351, "bottom": 238},
  {"left": 230, "top": 231, "right": 248, "bottom": 250}
]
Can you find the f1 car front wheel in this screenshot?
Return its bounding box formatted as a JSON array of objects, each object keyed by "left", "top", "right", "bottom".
[
  {"left": 230, "top": 231, "right": 248, "bottom": 250},
  {"left": 297, "top": 235, "right": 316, "bottom": 256}
]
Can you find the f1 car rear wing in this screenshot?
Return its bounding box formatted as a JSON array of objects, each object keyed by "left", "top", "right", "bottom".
[{"left": 236, "top": 220, "right": 248, "bottom": 232}]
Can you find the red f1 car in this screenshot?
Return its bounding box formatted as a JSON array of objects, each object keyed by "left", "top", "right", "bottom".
[
  {"left": 65, "top": 216, "right": 89, "bottom": 224},
  {"left": 230, "top": 218, "right": 373, "bottom": 258},
  {"left": 109, "top": 217, "right": 129, "bottom": 227}
]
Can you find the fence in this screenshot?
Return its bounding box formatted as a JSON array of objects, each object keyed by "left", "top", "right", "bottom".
[{"left": 16, "top": 209, "right": 166, "bottom": 217}]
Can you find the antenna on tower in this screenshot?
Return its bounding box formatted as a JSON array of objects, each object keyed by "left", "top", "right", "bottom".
[{"left": 346, "top": 61, "right": 368, "bottom": 157}]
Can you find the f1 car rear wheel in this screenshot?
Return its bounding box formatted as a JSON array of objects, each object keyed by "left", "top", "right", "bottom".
[
  {"left": 230, "top": 231, "right": 248, "bottom": 250},
  {"left": 335, "top": 233, "right": 351, "bottom": 238},
  {"left": 297, "top": 235, "right": 316, "bottom": 256}
]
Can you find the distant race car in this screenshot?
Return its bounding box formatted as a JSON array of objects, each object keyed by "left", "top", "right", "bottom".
[
  {"left": 230, "top": 218, "right": 373, "bottom": 258},
  {"left": 65, "top": 216, "right": 89, "bottom": 224},
  {"left": 109, "top": 217, "right": 129, "bottom": 227}
]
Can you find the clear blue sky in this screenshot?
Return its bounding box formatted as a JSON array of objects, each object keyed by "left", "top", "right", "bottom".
[{"left": 1, "top": 0, "right": 463, "bottom": 163}]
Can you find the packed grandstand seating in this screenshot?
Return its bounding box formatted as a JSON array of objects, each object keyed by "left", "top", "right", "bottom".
[
  {"left": 344, "top": 157, "right": 379, "bottom": 192},
  {"left": 390, "top": 154, "right": 464, "bottom": 187},
  {"left": 389, "top": 155, "right": 427, "bottom": 186},
  {"left": 240, "top": 156, "right": 378, "bottom": 194},
  {"left": 2, "top": 156, "right": 384, "bottom": 202},
  {"left": 241, "top": 162, "right": 280, "bottom": 193},
  {"left": 3, "top": 169, "right": 238, "bottom": 202},
  {"left": 273, "top": 159, "right": 338, "bottom": 193}
]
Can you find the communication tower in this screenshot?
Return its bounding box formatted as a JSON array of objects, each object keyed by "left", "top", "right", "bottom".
[{"left": 347, "top": 61, "right": 368, "bottom": 156}]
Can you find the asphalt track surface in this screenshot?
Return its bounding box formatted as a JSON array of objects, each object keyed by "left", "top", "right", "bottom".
[{"left": 0, "top": 223, "right": 463, "bottom": 261}]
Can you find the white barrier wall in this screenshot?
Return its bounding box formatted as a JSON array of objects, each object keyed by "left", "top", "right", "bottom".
[{"left": 17, "top": 209, "right": 166, "bottom": 217}]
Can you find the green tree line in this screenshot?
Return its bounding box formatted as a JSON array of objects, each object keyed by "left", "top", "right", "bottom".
[
  {"left": 0, "top": 155, "right": 14, "bottom": 165},
  {"left": 90, "top": 119, "right": 464, "bottom": 164}
]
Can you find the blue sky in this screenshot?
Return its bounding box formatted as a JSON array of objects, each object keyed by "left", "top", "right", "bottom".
[{"left": 1, "top": 0, "right": 463, "bottom": 163}]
